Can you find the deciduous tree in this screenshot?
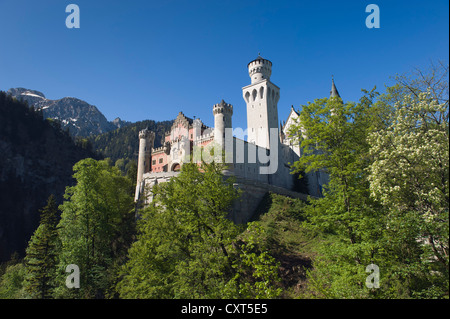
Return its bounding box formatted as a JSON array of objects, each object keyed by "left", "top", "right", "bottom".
[{"left": 55, "top": 158, "right": 134, "bottom": 298}]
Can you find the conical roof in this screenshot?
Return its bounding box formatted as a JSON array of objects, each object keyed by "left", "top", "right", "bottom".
[{"left": 330, "top": 76, "right": 340, "bottom": 98}]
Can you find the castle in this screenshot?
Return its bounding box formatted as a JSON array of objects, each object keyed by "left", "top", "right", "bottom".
[{"left": 134, "top": 55, "right": 337, "bottom": 222}]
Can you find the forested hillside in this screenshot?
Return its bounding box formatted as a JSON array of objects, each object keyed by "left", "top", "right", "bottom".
[
  {"left": 0, "top": 91, "right": 173, "bottom": 263},
  {"left": 0, "top": 92, "right": 98, "bottom": 262},
  {"left": 88, "top": 119, "right": 173, "bottom": 167}
]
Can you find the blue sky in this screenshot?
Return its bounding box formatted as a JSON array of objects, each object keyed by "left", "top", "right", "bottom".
[{"left": 0, "top": 0, "right": 448, "bottom": 130}]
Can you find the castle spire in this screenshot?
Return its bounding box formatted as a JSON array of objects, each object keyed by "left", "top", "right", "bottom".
[{"left": 330, "top": 75, "right": 340, "bottom": 98}]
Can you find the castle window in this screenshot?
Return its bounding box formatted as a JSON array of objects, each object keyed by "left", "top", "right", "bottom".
[
  {"left": 259, "top": 86, "right": 264, "bottom": 99},
  {"left": 159, "top": 158, "right": 163, "bottom": 164},
  {"left": 252, "top": 89, "right": 257, "bottom": 101},
  {"left": 152, "top": 160, "right": 156, "bottom": 165}
]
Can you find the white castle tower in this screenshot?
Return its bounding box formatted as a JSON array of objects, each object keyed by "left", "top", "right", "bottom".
[
  {"left": 213, "top": 99, "right": 233, "bottom": 147},
  {"left": 135, "top": 128, "right": 155, "bottom": 201},
  {"left": 242, "top": 55, "right": 280, "bottom": 149}
]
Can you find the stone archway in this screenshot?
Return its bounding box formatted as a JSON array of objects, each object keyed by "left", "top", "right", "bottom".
[{"left": 171, "top": 163, "right": 181, "bottom": 172}]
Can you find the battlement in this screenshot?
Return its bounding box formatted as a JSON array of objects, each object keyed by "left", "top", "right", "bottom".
[
  {"left": 248, "top": 55, "right": 272, "bottom": 83},
  {"left": 194, "top": 132, "right": 214, "bottom": 144},
  {"left": 139, "top": 128, "right": 155, "bottom": 140},
  {"left": 152, "top": 146, "right": 165, "bottom": 153},
  {"left": 213, "top": 99, "right": 233, "bottom": 115}
]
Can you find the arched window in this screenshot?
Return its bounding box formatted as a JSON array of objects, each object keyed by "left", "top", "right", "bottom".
[
  {"left": 259, "top": 86, "right": 264, "bottom": 99},
  {"left": 252, "top": 89, "right": 257, "bottom": 101},
  {"left": 245, "top": 91, "right": 250, "bottom": 103}
]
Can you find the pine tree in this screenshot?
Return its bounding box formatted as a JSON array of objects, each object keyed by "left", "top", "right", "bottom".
[{"left": 24, "top": 195, "right": 60, "bottom": 299}]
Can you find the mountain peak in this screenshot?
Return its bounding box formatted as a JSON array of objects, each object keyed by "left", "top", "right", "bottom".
[
  {"left": 6, "top": 87, "right": 130, "bottom": 136},
  {"left": 7, "top": 87, "right": 45, "bottom": 99},
  {"left": 112, "top": 117, "right": 131, "bottom": 129}
]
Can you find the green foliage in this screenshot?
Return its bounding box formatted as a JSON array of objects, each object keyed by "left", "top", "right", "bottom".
[
  {"left": 125, "top": 161, "right": 137, "bottom": 183},
  {"left": 252, "top": 193, "right": 312, "bottom": 252},
  {"left": 89, "top": 119, "right": 173, "bottom": 166},
  {"left": 117, "top": 162, "right": 238, "bottom": 298},
  {"left": 23, "top": 195, "right": 60, "bottom": 299},
  {"left": 230, "top": 223, "right": 282, "bottom": 298},
  {"left": 54, "top": 158, "right": 135, "bottom": 298},
  {"left": 368, "top": 90, "right": 449, "bottom": 297},
  {"left": 0, "top": 262, "right": 26, "bottom": 299},
  {"left": 287, "top": 62, "right": 449, "bottom": 299},
  {"left": 117, "top": 162, "right": 282, "bottom": 299},
  {"left": 75, "top": 138, "right": 94, "bottom": 153}
]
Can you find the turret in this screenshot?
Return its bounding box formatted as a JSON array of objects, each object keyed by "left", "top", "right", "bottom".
[
  {"left": 213, "top": 99, "right": 233, "bottom": 147},
  {"left": 248, "top": 54, "right": 272, "bottom": 84},
  {"left": 135, "top": 128, "right": 155, "bottom": 201},
  {"left": 193, "top": 118, "right": 203, "bottom": 140}
]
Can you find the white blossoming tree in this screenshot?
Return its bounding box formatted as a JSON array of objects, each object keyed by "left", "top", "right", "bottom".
[{"left": 368, "top": 91, "right": 449, "bottom": 282}]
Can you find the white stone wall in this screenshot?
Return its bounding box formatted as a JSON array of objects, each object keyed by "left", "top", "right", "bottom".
[
  {"left": 243, "top": 80, "right": 280, "bottom": 150},
  {"left": 219, "top": 135, "right": 296, "bottom": 191}
]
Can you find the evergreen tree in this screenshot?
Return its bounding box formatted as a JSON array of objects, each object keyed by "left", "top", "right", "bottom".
[
  {"left": 89, "top": 119, "right": 173, "bottom": 165},
  {"left": 23, "top": 195, "right": 60, "bottom": 299}
]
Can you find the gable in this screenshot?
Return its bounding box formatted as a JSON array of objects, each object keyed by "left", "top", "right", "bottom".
[{"left": 282, "top": 107, "right": 299, "bottom": 135}]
